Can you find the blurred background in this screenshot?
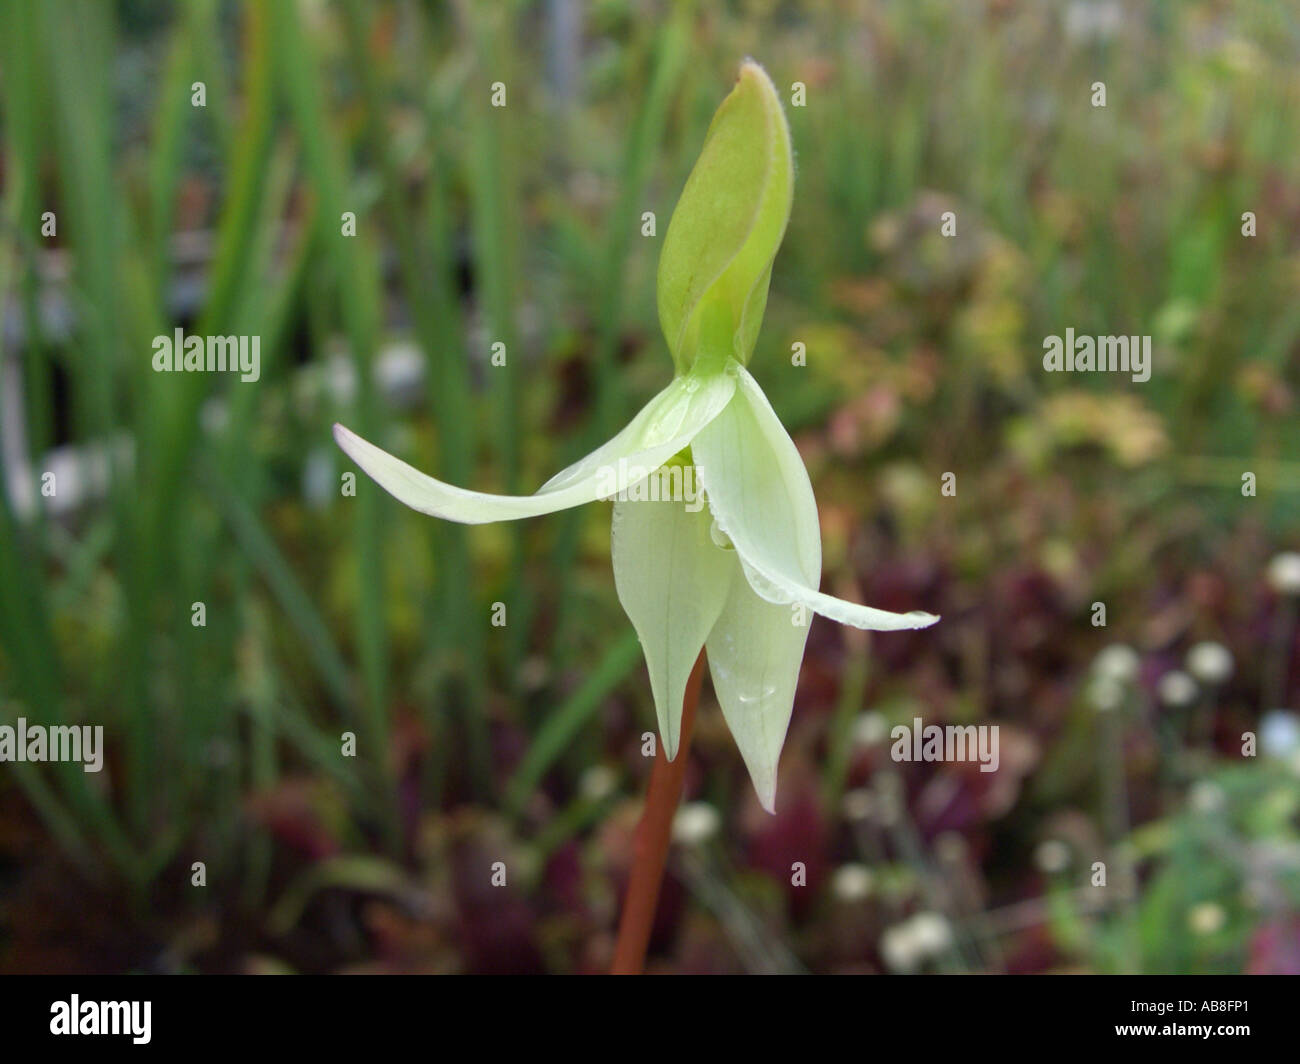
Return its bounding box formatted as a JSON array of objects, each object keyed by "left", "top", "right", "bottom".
[{"left": 2, "top": 0, "right": 1299, "bottom": 974}]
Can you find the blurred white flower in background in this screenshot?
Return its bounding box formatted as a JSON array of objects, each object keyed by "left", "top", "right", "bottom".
[
  {"left": 1087, "top": 675, "right": 1125, "bottom": 713},
  {"left": 831, "top": 864, "right": 875, "bottom": 903},
  {"left": 852, "top": 711, "right": 889, "bottom": 748},
  {"left": 1267, "top": 552, "right": 1300, "bottom": 596},
  {"left": 671, "top": 802, "right": 721, "bottom": 847},
  {"left": 1188, "top": 780, "right": 1226, "bottom": 815},
  {"left": 841, "top": 788, "right": 875, "bottom": 823},
  {"left": 1035, "top": 839, "right": 1071, "bottom": 874},
  {"left": 1188, "top": 902, "right": 1225, "bottom": 936},
  {"left": 579, "top": 765, "right": 618, "bottom": 802},
  {"left": 910, "top": 912, "right": 954, "bottom": 956},
  {"left": 1088, "top": 644, "right": 1140, "bottom": 713},
  {"left": 1093, "top": 644, "right": 1140, "bottom": 685},
  {"left": 1158, "top": 670, "right": 1198, "bottom": 709},
  {"left": 1186, "top": 641, "right": 1233, "bottom": 686},
  {"left": 1259, "top": 710, "right": 1300, "bottom": 760},
  {"left": 880, "top": 912, "right": 953, "bottom": 973},
  {"left": 880, "top": 921, "right": 922, "bottom": 974}
]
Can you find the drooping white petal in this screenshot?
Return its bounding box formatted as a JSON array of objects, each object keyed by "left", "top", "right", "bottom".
[
  {"left": 611, "top": 469, "right": 734, "bottom": 760},
  {"left": 537, "top": 371, "right": 734, "bottom": 494},
  {"left": 333, "top": 370, "right": 735, "bottom": 525},
  {"left": 705, "top": 568, "right": 811, "bottom": 813},
  {"left": 693, "top": 364, "right": 939, "bottom": 631}
]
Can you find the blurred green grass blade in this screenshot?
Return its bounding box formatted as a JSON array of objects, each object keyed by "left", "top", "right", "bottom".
[
  {"left": 0, "top": 1, "right": 56, "bottom": 475},
  {"left": 268, "top": 855, "right": 411, "bottom": 937},
  {"left": 466, "top": 8, "right": 521, "bottom": 497},
  {"left": 206, "top": 468, "right": 355, "bottom": 711},
  {"left": 189, "top": 0, "right": 234, "bottom": 157},
  {"left": 147, "top": 8, "right": 195, "bottom": 297},
  {"left": 218, "top": 137, "right": 305, "bottom": 451},
  {"left": 5, "top": 0, "right": 144, "bottom": 874},
  {"left": 270, "top": 0, "right": 395, "bottom": 838},
  {"left": 426, "top": 138, "right": 491, "bottom": 797},
  {"left": 337, "top": 0, "right": 489, "bottom": 796},
  {"left": 550, "top": 12, "right": 689, "bottom": 674},
  {"left": 592, "top": 8, "right": 689, "bottom": 436},
  {"left": 503, "top": 630, "right": 642, "bottom": 818},
  {"left": 464, "top": 7, "right": 531, "bottom": 699},
  {"left": 821, "top": 646, "right": 870, "bottom": 812},
  {"left": 530, "top": 789, "right": 617, "bottom": 867},
  {"left": 40, "top": 0, "right": 117, "bottom": 445},
  {"left": 0, "top": 134, "right": 99, "bottom": 876},
  {"left": 245, "top": 691, "right": 370, "bottom": 806}
]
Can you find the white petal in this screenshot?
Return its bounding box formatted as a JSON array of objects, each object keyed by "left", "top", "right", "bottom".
[
  {"left": 693, "top": 364, "right": 939, "bottom": 631},
  {"left": 538, "top": 372, "right": 735, "bottom": 495},
  {"left": 333, "top": 371, "right": 735, "bottom": 525},
  {"left": 705, "top": 570, "right": 811, "bottom": 813},
  {"left": 611, "top": 470, "right": 734, "bottom": 760}
]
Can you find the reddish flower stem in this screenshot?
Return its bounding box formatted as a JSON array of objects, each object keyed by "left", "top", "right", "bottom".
[{"left": 610, "top": 650, "right": 706, "bottom": 975}]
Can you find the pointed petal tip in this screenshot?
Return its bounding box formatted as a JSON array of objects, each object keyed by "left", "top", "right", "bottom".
[
  {"left": 744, "top": 739, "right": 782, "bottom": 816},
  {"left": 333, "top": 422, "right": 361, "bottom": 455},
  {"left": 662, "top": 730, "right": 680, "bottom": 763}
]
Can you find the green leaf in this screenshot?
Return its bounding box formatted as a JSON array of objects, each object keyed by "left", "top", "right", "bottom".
[{"left": 657, "top": 61, "right": 793, "bottom": 374}]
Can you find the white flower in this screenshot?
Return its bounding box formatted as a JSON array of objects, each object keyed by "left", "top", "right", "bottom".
[
  {"left": 1188, "top": 902, "right": 1225, "bottom": 935},
  {"left": 1158, "top": 670, "right": 1198, "bottom": 708},
  {"left": 880, "top": 922, "right": 922, "bottom": 973},
  {"left": 831, "top": 863, "right": 875, "bottom": 902},
  {"left": 333, "top": 63, "right": 939, "bottom": 814},
  {"left": 671, "top": 802, "right": 721, "bottom": 846},
  {"left": 336, "top": 364, "right": 937, "bottom": 815},
  {"left": 852, "top": 711, "right": 889, "bottom": 747},
  {"left": 579, "top": 765, "right": 617, "bottom": 802},
  {"left": 1186, "top": 641, "right": 1233, "bottom": 685},
  {"left": 1188, "top": 781, "right": 1225, "bottom": 815},
  {"left": 1093, "top": 644, "right": 1140, "bottom": 685},
  {"left": 841, "top": 788, "right": 875, "bottom": 823},
  {"left": 1035, "top": 839, "right": 1071, "bottom": 874},
  {"left": 1268, "top": 552, "right": 1300, "bottom": 595},
  {"left": 881, "top": 912, "right": 952, "bottom": 971},
  {"left": 1087, "top": 674, "right": 1125, "bottom": 713},
  {"left": 1260, "top": 710, "right": 1300, "bottom": 759},
  {"left": 909, "top": 912, "right": 953, "bottom": 955}
]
